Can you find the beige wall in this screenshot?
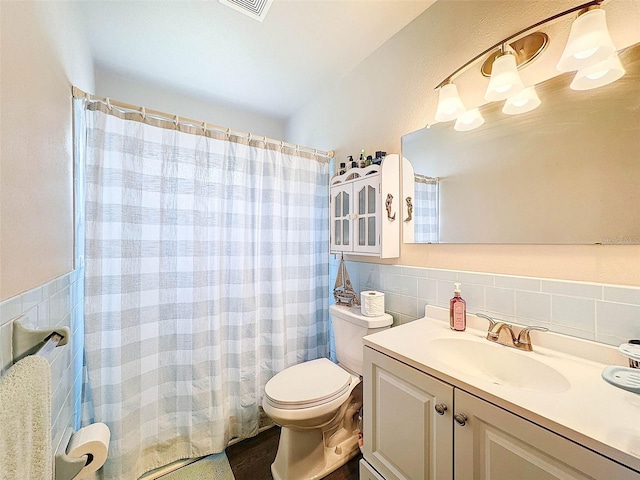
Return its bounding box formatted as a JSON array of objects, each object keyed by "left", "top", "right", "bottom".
[
  {"left": 0, "top": 2, "right": 95, "bottom": 300},
  {"left": 286, "top": 0, "right": 640, "bottom": 287},
  {"left": 95, "top": 69, "right": 287, "bottom": 141}
]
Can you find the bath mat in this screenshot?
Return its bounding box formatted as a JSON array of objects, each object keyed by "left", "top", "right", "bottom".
[{"left": 160, "top": 452, "right": 234, "bottom": 480}]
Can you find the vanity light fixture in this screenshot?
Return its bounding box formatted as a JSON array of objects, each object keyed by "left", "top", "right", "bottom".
[
  {"left": 431, "top": 0, "right": 624, "bottom": 131},
  {"left": 434, "top": 82, "right": 466, "bottom": 122},
  {"left": 502, "top": 86, "right": 541, "bottom": 115},
  {"left": 454, "top": 108, "right": 485, "bottom": 131},
  {"left": 484, "top": 49, "right": 525, "bottom": 102},
  {"left": 556, "top": 7, "right": 617, "bottom": 72},
  {"left": 570, "top": 51, "right": 625, "bottom": 90}
]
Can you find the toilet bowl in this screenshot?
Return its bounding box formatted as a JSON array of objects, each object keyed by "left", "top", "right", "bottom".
[
  {"left": 263, "top": 358, "right": 362, "bottom": 480},
  {"left": 262, "top": 304, "right": 392, "bottom": 480}
]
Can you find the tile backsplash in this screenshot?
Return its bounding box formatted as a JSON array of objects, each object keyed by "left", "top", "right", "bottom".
[
  {"left": 0, "top": 269, "right": 84, "bottom": 457},
  {"left": 342, "top": 261, "right": 640, "bottom": 347}
]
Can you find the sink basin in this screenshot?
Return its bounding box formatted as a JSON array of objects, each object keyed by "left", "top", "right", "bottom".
[{"left": 428, "top": 337, "right": 571, "bottom": 393}]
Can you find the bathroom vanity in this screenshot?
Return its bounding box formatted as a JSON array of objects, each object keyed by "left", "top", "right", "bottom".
[{"left": 360, "top": 307, "right": 640, "bottom": 480}]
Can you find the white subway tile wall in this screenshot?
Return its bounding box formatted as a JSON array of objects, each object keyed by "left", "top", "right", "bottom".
[
  {"left": 344, "top": 261, "right": 640, "bottom": 347},
  {"left": 0, "top": 269, "right": 84, "bottom": 458}
]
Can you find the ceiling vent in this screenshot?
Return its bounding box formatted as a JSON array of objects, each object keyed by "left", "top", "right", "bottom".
[{"left": 219, "top": 0, "right": 274, "bottom": 22}]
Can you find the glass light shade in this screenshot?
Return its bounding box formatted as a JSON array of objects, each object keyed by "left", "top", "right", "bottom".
[
  {"left": 556, "top": 9, "right": 616, "bottom": 72},
  {"left": 484, "top": 53, "right": 525, "bottom": 102},
  {"left": 570, "top": 53, "right": 625, "bottom": 90},
  {"left": 454, "top": 108, "right": 484, "bottom": 131},
  {"left": 502, "top": 86, "right": 541, "bottom": 115},
  {"left": 435, "top": 83, "right": 466, "bottom": 122}
]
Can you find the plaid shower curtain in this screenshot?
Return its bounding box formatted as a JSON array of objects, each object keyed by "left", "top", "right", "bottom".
[
  {"left": 81, "top": 104, "right": 329, "bottom": 479},
  {"left": 414, "top": 178, "right": 439, "bottom": 243}
]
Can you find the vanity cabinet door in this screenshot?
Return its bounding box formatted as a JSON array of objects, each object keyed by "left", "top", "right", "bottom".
[
  {"left": 364, "top": 347, "right": 454, "bottom": 480},
  {"left": 454, "top": 389, "right": 640, "bottom": 480}
]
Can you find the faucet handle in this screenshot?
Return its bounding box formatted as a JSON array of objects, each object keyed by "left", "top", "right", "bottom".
[
  {"left": 475, "top": 313, "right": 497, "bottom": 329},
  {"left": 517, "top": 326, "right": 549, "bottom": 346}
]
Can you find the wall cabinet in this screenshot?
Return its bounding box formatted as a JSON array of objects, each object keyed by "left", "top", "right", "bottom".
[
  {"left": 362, "top": 346, "right": 640, "bottom": 480},
  {"left": 330, "top": 154, "right": 399, "bottom": 258}
]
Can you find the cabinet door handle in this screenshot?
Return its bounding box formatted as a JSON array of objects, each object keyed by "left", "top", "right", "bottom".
[
  {"left": 404, "top": 196, "right": 413, "bottom": 222},
  {"left": 454, "top": 413, "right": 467, "bottom": 426},
  {"left": 386, "top": 194, "right": 396, "bottom": 221},
  {"left": 434, "top": 403, "right": 447, "bottom": 415}
]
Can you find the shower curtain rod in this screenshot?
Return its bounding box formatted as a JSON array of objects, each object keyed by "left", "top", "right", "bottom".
[
  {"left": 72, "top": 86, "right": 334, "bottom": 160},
  {"left": 415, "top": 173, "right": 439, "bottom": 184}
]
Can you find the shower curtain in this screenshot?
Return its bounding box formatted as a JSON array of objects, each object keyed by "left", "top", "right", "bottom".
[
  {"left": 80, "top": 103, "right": 329, "bottom": 479},
  {"left": 414, "top": 177, "right": 439, "bottom": 243}
]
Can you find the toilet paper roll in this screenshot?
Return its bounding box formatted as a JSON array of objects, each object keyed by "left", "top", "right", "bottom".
[
  {"left": 360, "top": 291, "right": 385, "bottom": 317},
  {"left": 66, "top": 423, "right": 111, "bottom": 479}
]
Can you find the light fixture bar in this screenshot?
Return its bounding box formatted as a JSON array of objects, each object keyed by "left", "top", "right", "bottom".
[{"left": 435, "top": 0, "right": 603, "bottom": 89}]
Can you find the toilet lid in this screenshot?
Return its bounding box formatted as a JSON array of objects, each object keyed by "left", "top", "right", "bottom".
[{"left": 264, "top": 358, "right": 352, "bottom": 409}]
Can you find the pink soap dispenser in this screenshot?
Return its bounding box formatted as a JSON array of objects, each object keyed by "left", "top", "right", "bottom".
[{"left": 450, "top": 282, "right": 466, "bottom": 332}]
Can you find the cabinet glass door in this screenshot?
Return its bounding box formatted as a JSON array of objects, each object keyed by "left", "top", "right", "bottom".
[
  {"left": 354, "top": 177, "right": 380, "bottom": 254},
  {"left": 330, "top": 184, "right": 352, "bottom": 252}
]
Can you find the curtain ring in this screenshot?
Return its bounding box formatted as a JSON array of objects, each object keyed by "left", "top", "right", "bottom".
[
  {"left": 248, "top": 133, "right": 252, "bottom": 142},
  {"left": 106, "top": 98, "right": 113, "bottom": 110},
  {"left": 226, "top": 127, "right": 231, "bottom": 139},
  {"left": 140, "top": 107, "right": 146, "bottom": 119},
  {"left": 280, "top": 140, "right": 284, "bottom": 150},
  {"left": 263, "top": 135, "right": 267, "bottom": 144},
  {"left": 202, "top": 122, "right": 207, "bottom": 133},
  {"left": 174, "top": 115, "right": 180, "bottom": 126}
]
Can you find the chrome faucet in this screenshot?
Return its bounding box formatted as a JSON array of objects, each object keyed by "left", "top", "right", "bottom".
[{"left": 476, "top": 313, "right": 548, "bottom": 352}]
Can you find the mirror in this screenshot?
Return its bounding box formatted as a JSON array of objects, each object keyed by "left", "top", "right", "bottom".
[{"left": 402, "top": 43, "right": 640, "bottom": 244}]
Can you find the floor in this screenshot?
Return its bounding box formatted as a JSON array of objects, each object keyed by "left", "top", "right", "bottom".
[{"left": 226, "top": 426, "right": 361, "bottom": 480}]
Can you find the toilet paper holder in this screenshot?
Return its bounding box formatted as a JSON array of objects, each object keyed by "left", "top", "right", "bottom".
[{"left": 55, "top": 427, "right": 88, "bottom": 480}]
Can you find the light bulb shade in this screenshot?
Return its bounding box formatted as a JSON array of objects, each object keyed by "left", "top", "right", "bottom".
[
  {"left": 435, "top": 83, "right": 466, "bottom": 122},
  {"left": 502, "top": 86, "right": 541, "bottom": 115},
  {"left": 570, "top": 53, "right": 625, "bottom": 90},
  {"left": 454, "top": 108, "right": 484, "bottom": 131},
  {"left": 556, "top": 9, "right": 616, "bottom": 72},
  {"left": 484, "top": 53, "right": 525, "bottom": 102}
]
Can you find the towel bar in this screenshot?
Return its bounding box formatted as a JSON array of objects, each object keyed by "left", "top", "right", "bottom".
[
  {"left": 12, "top": 317, "right": 70, "bottom": 362},
  {"left": 36, "top": 333, "right": 65, "bottom": 359}
]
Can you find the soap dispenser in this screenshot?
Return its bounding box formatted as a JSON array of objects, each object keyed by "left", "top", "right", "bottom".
[{"left": 450, "top": 282, "right": 466, "bottom": 331}]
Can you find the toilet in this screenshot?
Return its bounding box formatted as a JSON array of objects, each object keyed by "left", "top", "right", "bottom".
[{"left": 262, "top": 304, "right": 392, "bottom": 480}]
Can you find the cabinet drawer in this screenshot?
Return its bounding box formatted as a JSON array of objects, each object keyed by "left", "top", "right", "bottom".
[{"left": 360, "top": 459, "right": 386, "bottom": 480}]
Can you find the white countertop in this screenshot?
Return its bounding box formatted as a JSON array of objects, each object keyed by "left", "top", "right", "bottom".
[{"left": 363, "top": 306, "right": 640, "bottom": 473}]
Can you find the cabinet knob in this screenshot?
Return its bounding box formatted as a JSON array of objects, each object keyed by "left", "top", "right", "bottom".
[
  {"left": 434, "top": 403, "right": 447, "bottom": 415},
  {"left": 454, "top": 413, "right": 468, "bottom": 427}
]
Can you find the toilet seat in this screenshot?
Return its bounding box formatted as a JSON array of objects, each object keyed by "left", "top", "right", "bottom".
[{"left": 264, "top": 358, "right": 352, "bottom": 410}]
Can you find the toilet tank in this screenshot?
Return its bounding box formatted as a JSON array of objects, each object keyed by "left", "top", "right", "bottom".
[{"left": 329, "top": 304, "right": 392, "bottom": 375}]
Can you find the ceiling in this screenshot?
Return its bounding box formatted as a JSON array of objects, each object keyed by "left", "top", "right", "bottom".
[{"left": 75, "top": 0, "right": 435, "bottom": 120}]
